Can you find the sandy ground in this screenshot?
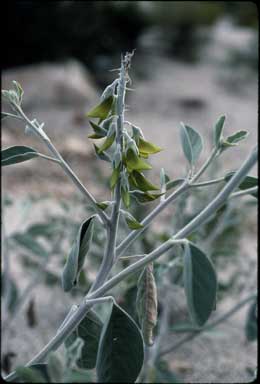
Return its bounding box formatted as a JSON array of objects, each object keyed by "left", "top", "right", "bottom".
[{"left": 1, "top": 46, "right": 257, "bottom": 383}]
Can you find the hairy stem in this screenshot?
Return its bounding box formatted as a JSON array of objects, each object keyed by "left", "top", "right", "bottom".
[{"left": 88, "top": 55, "right": 127, "bottom": 293}]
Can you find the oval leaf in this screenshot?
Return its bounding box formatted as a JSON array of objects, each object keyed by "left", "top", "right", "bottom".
[
  {"left": 183, "top": 242, "right": 217, "bottom": 326},
  {"left": 2, "top": 146, "right": 39, "bottom": 166},
  {"left": 65, "top": 310, "right": 103, "bottom": 369},
  {"left": 225, "top": 130, "right": 249, "bottom": 145},
  {"left": 96, "top": 302, "right": 144, "bottom": 383},
  {"left": 62, "top": 216, "right": 95, "bottom": 292},
  {"left": 180, "top": 123, "right": 203, "bottom": 166},
  {"left": 136, "top": 263, "right": 158, "bottom": 346}
]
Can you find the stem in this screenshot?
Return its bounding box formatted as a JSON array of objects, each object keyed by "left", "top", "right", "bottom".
[
  {"left": 14, "top": 106, "right": 109, "bottom": 226},
  {"left": 158, "top": 293, "right": 256, "bottom": 358},
  {"left": 229, "top": 186, "right": 258, "bottom": 199},
  {"left": 191, "top": 147, "right": 219, "bottom": 182},
  {"left": 88, "top": 55, "right": 127, "bottom": 293},
  {"left": 191, "top": 177, "right": 225, "bottom": 188},
  {"left": 37, "top": 153, "right": 61, "bottom": 164},
  {"left": 4, "top": 146, "right": 257, "bottom": 382}
]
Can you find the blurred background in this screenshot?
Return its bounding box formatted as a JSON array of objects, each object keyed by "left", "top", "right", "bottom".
[{"left": 2, "top": 1, "right": 258, "bottom": 382}]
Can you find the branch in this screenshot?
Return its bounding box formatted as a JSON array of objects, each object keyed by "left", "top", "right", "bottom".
[{"left": 13, "top": 106, "right": 109, "bottom": 226}]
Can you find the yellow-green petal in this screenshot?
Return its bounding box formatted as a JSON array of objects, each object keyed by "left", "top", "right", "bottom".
[{"left": 138, "top": 137, "right": 162, "bottom": 155}]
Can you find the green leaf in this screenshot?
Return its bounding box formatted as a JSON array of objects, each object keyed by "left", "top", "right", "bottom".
[
  {"left": 96, "top": 302, "right": 144, "bottom": 383},
  {"left": 245, "top": 299, "right": 257, "bottom": 341},
  {"left": 130, "top": 190, "right": 164, "bottom": 204},
  {"left": 166, "top": 178, "right": 185, "bottom": 191},
  {"left": 125, "top": 148, "right": 152, "bottom": 172},
  {"left": 96, "top": 201, "right": 113, "bottom": 211},
  {"left": 62, "top": 216, "right": 95, "bottom": 292},
  {"left": 180, "top": 123, "right": 203, "bottom": 166},
  {"left": 214, "top": 115, "right": 225, "bottom": 147},
  {"left": 15, "top": 365, "right": 47, "bottom": 383},
  {"left": 65, "top": 310, "right": 103, "bottom": 369},
  {"left": 47, "top": 352, "right": 64, "bottom": 383},
  {"left": 137, "top": 137, "right": 162, "bottom": 155},
  {"left": 183, "top": 242, "right": 217, "bottom": 327},
  {"left": 110, "top": 166, "right": 120, "bottom": 190},
  {"left": 121, "top": 210, "right": 144, "bottom": 230},
  {"left": 224, "top": 172, "right": 258, "bottom": 198},
  {"left": 225, "top": 130, "right": 249, "bottom": 145},
  {"left": 93, "top": 144, "right": 111, "bottom": 162},
  {"left": 12, "top": 233, "right": 48, "bottom": 258},
  {"left": 136, "top": 263, "right": 158, "bottom": 346},
  {"left": 121, "top": 187, "right": 131, "bottom": 209},
  {"left": 131, "top": 171, "right": 159, "bottom": 192},
  {"left": 88, "top": 121, "right": 107, "bottom": 139},
  {"left": 13, "top": 80, "right": 24, "bottom": 104},
  {"left": 1, "top": 146, "right": 40, "bottom": 166},
  {"left": 86, "top": 96, "right": 114, "bottom": 120},
  {"left": 97, "top": 132, "right": 116, "bottom": 154}
]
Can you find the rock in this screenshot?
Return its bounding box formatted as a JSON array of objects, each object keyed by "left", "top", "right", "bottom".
[
  {"left": 2, "top": 60, "right": 98, "bottom": 110},
  {"left": 2, "top": 60, "right": 99, "bottom": 135}
]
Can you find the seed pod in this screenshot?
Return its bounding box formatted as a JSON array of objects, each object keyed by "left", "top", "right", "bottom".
[{"left": 136, "top": 263, "right": 158, "bottom": 346}]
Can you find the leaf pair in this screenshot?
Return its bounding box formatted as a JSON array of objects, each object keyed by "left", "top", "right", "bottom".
[
  {"left": 213, "top": 115, "right": 248, "bottom": 151},
  {"left": 61, "top": 216, "right": 95, "bottom": 292},
  {"left": 64, "top": 302, "right": 144, "bottom": 383}
]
